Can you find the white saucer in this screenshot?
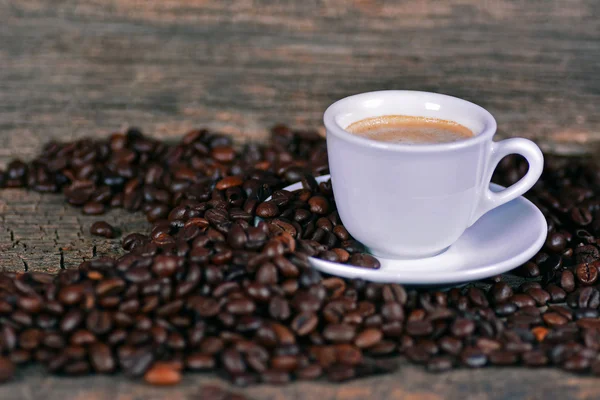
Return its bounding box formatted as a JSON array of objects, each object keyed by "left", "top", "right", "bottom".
[{"left": 279, "top": 175, "right": 547, "bottom": 285}]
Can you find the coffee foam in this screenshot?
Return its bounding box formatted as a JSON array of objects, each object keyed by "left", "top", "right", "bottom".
[{"left": 345, "top": 115, "right": 474, "bottom": 144}]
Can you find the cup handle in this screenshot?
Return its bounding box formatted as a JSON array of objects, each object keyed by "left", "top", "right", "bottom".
[{"left": 469, "top": 138, "right": 544, "bottom": 226}]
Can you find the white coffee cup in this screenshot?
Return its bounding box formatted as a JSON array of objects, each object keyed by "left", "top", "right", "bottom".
[{"left": 324, "top": 90, "right": 544, "bottom": 259}]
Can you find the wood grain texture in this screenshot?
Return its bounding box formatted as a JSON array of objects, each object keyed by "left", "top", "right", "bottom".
[
  {"left": 1, "top": 0, "right": 600, "bottom": 166},
  {"left": 1, "top": 0, "right": 600, "bottom": 397},
  {"left": 1, "top": 364, "right": 600, "bottom": 400},
  {"left": 0, "top": 189, "right": 144, "bottom": 272}
]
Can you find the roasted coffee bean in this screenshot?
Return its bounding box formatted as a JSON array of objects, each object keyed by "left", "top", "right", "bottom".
[
  {"left": 186, "top": 353, "right": 215, "bottom": 370},
  {"left": 228, "top": 223, "right": 248, "bottom": 250},
  {"left": 546, "top": 284, "right": 567, "bottom": 303},
  {"left": 516, "top": 262, "right": 540, "bottom": 277},
  {"left": 17, "top": 295, "right": 43, "bottom": 314},
  {"left": 293, "top": 292, "right": 321, "bottom": 314},
  {"left": 60, "top": 309, "right": 84, "bottom": 333},
  {"left": 83, "top": 202, "right": 106, "bottom": 215},
  {"left": 476, "top": 338, "right": 501, "bottom": 354},
  {"left": 438, "top": 336, "right": 462, "bottom": 355},
  {"left": 331, "top": 248, "right": 350, "bottom": 263},
  {"left": 43, "top": 332, "right": 65, "bottom": 349},
  {"left": 144, "top": 363, "right": 182, "bottom": 386},
  {"left": 578, "top": 287, "right": 600, "bottom": 309},
  {"left": 211, "top": 146, "right": 235, "bottom": 163},
  {"left": 543, "top": 312, "right": 568, "bottom": 327},
  {"left": 227, "top": 298, "right": 256, "bottom": 315},
  {"left": 525, "top": 288, "right": 550, "bottom": 306},
  {"left": 331, "top": 225, "right": 349, "bottom": 241},
  {"left": 96, "top": 278, "right": 126, "bottom": 297},
  {"left": 216, "top": 176, "right": 244, "bottom": 190},
  {"left": 120, "top": 347, "right": 155, "bottom": 377},
  {"left": 152, "top": 255, "right": 179, "bottom": 277},
  {"left": 19, "top": 329, "right": 42, "bottom": 350},
  {"left": 11, "top": 310, "right": 33, "bottom": 326},
  {"left": 571, "top": 207, "right": 593, "bottom": 226},
  {"left": 546, "top": 232, "right": 567, "bottom": 252},
  {"left": 90, "top": 221, "right": 118, "bottom": 238},
  {"left": 407, "top": 309, "right": 426, "bottom": 322},
  {"left": 467, "top": 287, "right": 489, "bottom": 307},
  {"left": 576, "top": 262, "right": 599, "bottom": 285},
  {"left": 256, "top": 202, "right": 279, "bottom": 218},
  {"left": 318, "top": 251, "right": 339, "bottom": 262},
  {"left": 451, "top": 318, "right": 475, "bottom": 337},
  {"left": 406, "top": 320, "right": 433, "bottom": 337},
  {"left": 381, "top": 302, "right": 404, "bottom": 321},
  {"left": 381, "top": 284, "right": 407, "bottom": 304},
  {"left": 509, "top": 294, "right": 536, "bottom": 308},
  {"left": 308, "top": 196, "right": 329, "bottom": 215},
  {"left": 491, "top": 282, "right": 513, "bottom": 303},
  {"left": 354, "top": 328, "right": 383, "bottom": 349},
  {"left": 323, "top": 324, "right": 356, "bottom": 343},
  {"left": 583, "top": 328, "right": 600, "bottom": 350},
  {"left": 348, "top": 253, "right": 380, "bottom": 269},
  {"left": 58, "top": 284, "right": 84, "bottom": 305},
  {"left": 560, "top": 270, "right": 576, "bottom": 292},
  {"left": 291, "top": 312, "right": 318, "bottom": 336},
  {"left": 296, "top": 364, "right": 323, "bottom": 380},
  {"left": 89, "top": 343, "right": 116, "bottom": 373},
  {"left": 222, "top": 349, "right": 246, "bottom": 375},
  {"left": 271, "top": 354, "right": 299, "bottom": 371},
  {"left": 427, "top": 356, "right": 454, "bottom": 372},
  {"left": 460, "top": 347, "right": 487, "bottom": 368},
  {"left": 87, "top": 310, "right": 113, "bottom": 335}
]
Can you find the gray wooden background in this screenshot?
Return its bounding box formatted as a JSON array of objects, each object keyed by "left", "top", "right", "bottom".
[{"left": 1, "top": 0, "right": 599, "bottom": 167}]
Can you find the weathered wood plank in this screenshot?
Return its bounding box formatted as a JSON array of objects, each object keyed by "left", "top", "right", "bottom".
[
  {"left": 1, "top": 363, "right": 599, "bottom": 400},
  {"left": 1, "top": 0, "right": 600, "bottom": 167}
]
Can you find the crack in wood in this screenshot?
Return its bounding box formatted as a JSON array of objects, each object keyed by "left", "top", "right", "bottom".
[
  {"left": 59, "top": 249, "right": 65, "bottom": 270},
  {"left": 52, "top": 230, "right": 59, "bottom": 246},
  {"left": 20, "top": 258, "right": 28, "bottom": 272}
]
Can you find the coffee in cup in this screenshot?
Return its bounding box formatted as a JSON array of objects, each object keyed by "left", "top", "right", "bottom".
[{"left": 345, "top": 115, "right": 474, "bottom": 144}]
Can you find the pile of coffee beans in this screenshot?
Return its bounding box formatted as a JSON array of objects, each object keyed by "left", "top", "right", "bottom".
[{"left": 0, "top": 126, "right": 599, "bottom": 387}]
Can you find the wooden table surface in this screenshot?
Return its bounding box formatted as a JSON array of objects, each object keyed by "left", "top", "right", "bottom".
[{"left": 1, "top": 0, "right": 600, "bottom": 398}]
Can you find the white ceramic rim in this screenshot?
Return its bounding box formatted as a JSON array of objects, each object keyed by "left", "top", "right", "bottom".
[{"left": 323, "top": 90, "right": 498, "bottom": 153}]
